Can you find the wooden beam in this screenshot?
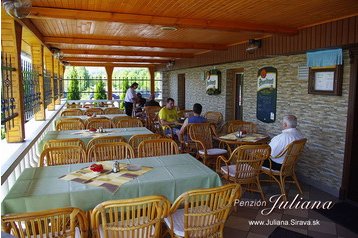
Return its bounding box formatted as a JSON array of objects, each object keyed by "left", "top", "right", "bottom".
[
  {"left": 43, "top": 36, "right": 227, "bottom": 50},
  {"left": 62, "top": 49, "right": 194, "bottom": 58},
  {"left": 30, "top": 7, "right": 297, "bottom": 35},
  {"left": 69, "top": 62, "right": 155, "bottom": 68},
  {"left": 63, "top": 57, "right": 168, "bottom": 64}
]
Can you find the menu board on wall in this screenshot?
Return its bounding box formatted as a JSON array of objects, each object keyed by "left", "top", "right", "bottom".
[{"left": 256, "top": 67, "right": 277, "bottom": 123}]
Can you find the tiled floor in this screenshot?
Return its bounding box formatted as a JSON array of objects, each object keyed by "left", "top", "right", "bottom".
[{"left": 223, "top": 182, "right": 358, "bottom": 238}]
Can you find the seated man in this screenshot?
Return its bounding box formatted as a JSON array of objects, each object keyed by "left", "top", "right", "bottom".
[
  {"left": 177, "top": 103, "right": 207, "bottom": 140},
  {"left": 262, "top": 115, "right": 304, "bottom": 171},
  {"left": 145, "top": 93, "right": 160, "bottom": 107},
  {"left": 158, "top": 98, "right": 180, "bottom": 135}
]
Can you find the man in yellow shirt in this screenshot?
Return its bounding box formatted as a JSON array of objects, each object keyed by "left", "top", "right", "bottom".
[{"left": 158, "top": 98, "right": 180, "bottom": 135}]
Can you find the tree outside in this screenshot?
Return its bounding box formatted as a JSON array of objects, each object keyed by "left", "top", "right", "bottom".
[
  {"left": 66, "top": 67, "right": 81, "bottom": 100},
  {"left": 94, "top": 78, "right": 107, "bottom": 100}
]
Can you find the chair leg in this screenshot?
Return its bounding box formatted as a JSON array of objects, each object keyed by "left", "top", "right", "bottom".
[
  {"left": 292, "top": 173, "right": 303, "bottom": 194},
  {"left": 256, "top": 177, "right": 266, "bottom": 202},
  {"left": 279, "top": 176, "right": 287, "bottom": 201}
]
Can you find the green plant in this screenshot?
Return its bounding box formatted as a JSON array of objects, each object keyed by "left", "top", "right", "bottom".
[
  {"left": 94, "top": 80, "right": 107, "bottom": 100},
  {"left": 67, "top": 67, "right": 81, "bottom": 100}
]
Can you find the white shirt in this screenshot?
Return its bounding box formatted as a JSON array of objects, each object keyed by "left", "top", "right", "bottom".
[
  {"left": 269, "top": 128, "right": 304, "bottom": 164},
  {"left": 124, "top": 87, "right": 136, "bottom": 103}
]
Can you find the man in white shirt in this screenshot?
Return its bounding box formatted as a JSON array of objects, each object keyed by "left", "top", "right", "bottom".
[
  {"left": 262, "top": 115, "right": 304, "bottom": 170},
  {"left": 124, "top": 82, "right": 138, "bottom": 116}
]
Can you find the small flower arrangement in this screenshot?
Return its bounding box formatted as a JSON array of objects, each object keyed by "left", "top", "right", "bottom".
[{"left": 89, "top": 164, "right": 104, "bottom": 173}]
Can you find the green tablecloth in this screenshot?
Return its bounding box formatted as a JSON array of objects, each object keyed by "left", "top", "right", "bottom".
[
  {"left": 1, "top": 154, "right": 222, "bottom": 214},
  {"left": 57, "top": 114, "right": 127, "bottom": 122},
  {"left": 38, "top": 127, "right": 152, "bottom": 153}
]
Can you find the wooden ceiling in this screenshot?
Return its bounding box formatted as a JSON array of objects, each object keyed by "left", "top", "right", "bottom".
[{"left": 17, "top": 0, "right": 358, "bottom": 67}]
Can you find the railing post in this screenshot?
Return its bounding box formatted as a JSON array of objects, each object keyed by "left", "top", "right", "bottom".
[{"left": 1, "top": 11, "right": 25, "bottom": 142}]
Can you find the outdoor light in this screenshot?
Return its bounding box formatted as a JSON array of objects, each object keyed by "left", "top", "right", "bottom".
[
  {"left": 166, "top": 60, "right": 175, "bottom": 69},
  {"left": 61, "top": 61, "right": 70, "bottom": 66},
  {"left": 50, "top": 47, "right": 64, "bottom": 59},
  {"left": 246, "top": 39, "right": 262, "bottom": 54}
]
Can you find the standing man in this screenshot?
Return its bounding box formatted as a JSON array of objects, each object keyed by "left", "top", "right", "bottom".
[
  {"left": 262, "top": 115, "right": 304, "bottom": 170},
  {"left": 124, "top": 82, "right": 138, "bottom": 116}
]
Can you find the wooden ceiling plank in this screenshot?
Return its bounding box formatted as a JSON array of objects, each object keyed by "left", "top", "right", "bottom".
[
  {"left": 30, "top": 6, "right": 297, "bottom": 34},
  {"left": 61, "top": 49, "right": 194, "bottom": 58},
  {"left": 43, "top": 36, "right": 227, "bottom": 50},
  {"left": 70, "top": 62, "right": 155, "bottom": 67},
  {"left": 63, "top": 57, "right": 168, "bottom": 63}
]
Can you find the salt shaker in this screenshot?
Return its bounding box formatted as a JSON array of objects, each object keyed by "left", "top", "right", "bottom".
[{"left": 112, "top": 161, "right": 120, "bottom": 173}]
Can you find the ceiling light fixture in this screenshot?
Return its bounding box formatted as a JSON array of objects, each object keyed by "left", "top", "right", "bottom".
[
  {"left": 160, "top": 26, "right": 177, "bottom": 31},
  {"left": 50, "top": 47, "right": 64, "bottom": 59},
  {"left": 166, "top": 60, "right": 175, "bottom": 70},
  {"left": 246, "top": 39, "right": 262, "bottom": 54},
  {"left": 2, "top": 0, "right": 32, "bottom": 19}
]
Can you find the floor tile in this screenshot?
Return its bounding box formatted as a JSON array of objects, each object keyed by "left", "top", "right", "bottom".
[
  {"left": 224, "top": 227, "right": 248, "bottom": 238},
  {"left": 307, "top": 220, "right": 337, "bottom": 235},
  {"left": 335, "top": 224, "right": 358, "bottom": 238},
  {"left": 226, "top": 215, "right": 251, "bottom": 231},
  {"left": 307, "top": 230, "right": 339, "bottom": 238}
]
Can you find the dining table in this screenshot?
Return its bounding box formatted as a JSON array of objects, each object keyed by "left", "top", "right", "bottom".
[
  {"left": 38, "top": 127, "right": 153, "bottom": 153},
  {"left": 1, "top": 154, "right": 222, "bottom": 215}
]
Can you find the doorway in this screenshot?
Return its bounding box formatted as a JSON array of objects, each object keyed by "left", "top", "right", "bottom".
[
  {"left": 235, "top": 73, "right": 244, "bottom": 120},
  {"left": 177, "top": 74, "right": 185, "bottom": 110},
  {"left": 341, "top": 48, "right": 358, "bottom": 202}
]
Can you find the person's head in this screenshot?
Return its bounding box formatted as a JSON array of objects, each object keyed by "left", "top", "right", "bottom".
[
  {"left": 166, "top": 98, "right": 175, "bottom": 109},
  {"left": 282, "top": 115, "right": 297, "bottom": 129},
  {"left": 137, "top": 92, "right": 142, "bottom": 98},
  {"left": 131, "top": 82, "right": 139, "bottom": 89},
  {"left": 149, "top": 93, "right": 155, "bottom": 101},
  {"left": 192, "top": 103, "right": 203, "bottom": 115}
]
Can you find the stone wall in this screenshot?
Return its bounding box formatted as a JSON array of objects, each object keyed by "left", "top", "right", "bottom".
[{"left": 162, "top": 51, "right": 351, "bottom": 196}]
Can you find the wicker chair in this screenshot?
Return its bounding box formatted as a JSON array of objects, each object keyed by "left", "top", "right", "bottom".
[
  {"left": 61, "top": 108, "right": 84, "bottom": 116},
  {"left": 188, "top": 123, "right": 228, "bottom": 166},
  {"left": 2, "top": 207, "right": 88, "bottom": 238},
  {"left": 128, "top": 133, "right": 162, "bottom": 157},
  {"left": 227, "top": 120, "right": 258, "bottom": 134},
  {"left": 138, "top": 138, "right": 179, "bottom": 157},
  {"left": 116, "top": 118, "right": 143, "bottom": 128},
  {"left": 87, "top": 142, "right": 134, "bottom": 161},
  {"left": 143, "top": 106, "right": 161, "bottom": 132},
  {"left": 39, "top": 146, "right": 88, "bottom": 166},
  {"left": 87, "top": 136, "right": 127, "bottom": 151},
  {"left": 86, "top": 118, "right": 113, "bottom": 129},
  {"left": 43, "top": 138, "right": 86, "bottom": 150},
  {"left": 111, "top": 116, "right": 132, "bottom": 127},
  {"left": 203, "top": 111, "right": 223, "bottom": 130},
  {"left": 91, "top": 195, "right": 170, "bottom": 238},
  {"left": 85, "top": 108, "right": 104, "bottom": 115},
  {"left": 56, "top": 118, "right": 86, "bottom": 131},
  {"left": 216, "top": 144, "right": 271, "bottom": 200},
  {"left": 104, "top": 107, "right": 123, "bottom": 115},
  {"left": 261, "top": 138, "right": 307, "bottom": 199},
  {"left": 164, "top": 184, "right": 241, "bottom": 238}
]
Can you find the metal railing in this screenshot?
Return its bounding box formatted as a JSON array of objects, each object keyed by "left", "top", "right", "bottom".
[
  {"left": 1, "top": 53, "right": 18, "bottom": 129},
  {"left": 44, "top": 70, "right": 52, "bottom": 107},
  {"left": 22, "top": 60, "right": 41, "bottom": 122}
]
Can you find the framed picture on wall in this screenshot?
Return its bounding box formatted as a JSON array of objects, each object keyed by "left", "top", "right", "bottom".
[{"left": 308, "top": 66, "right": 343, "bottom": 96}]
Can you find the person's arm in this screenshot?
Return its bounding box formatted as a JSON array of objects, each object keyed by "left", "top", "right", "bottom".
[{"left": 178, "top": 118, "right": 189, "bottom": 136}]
